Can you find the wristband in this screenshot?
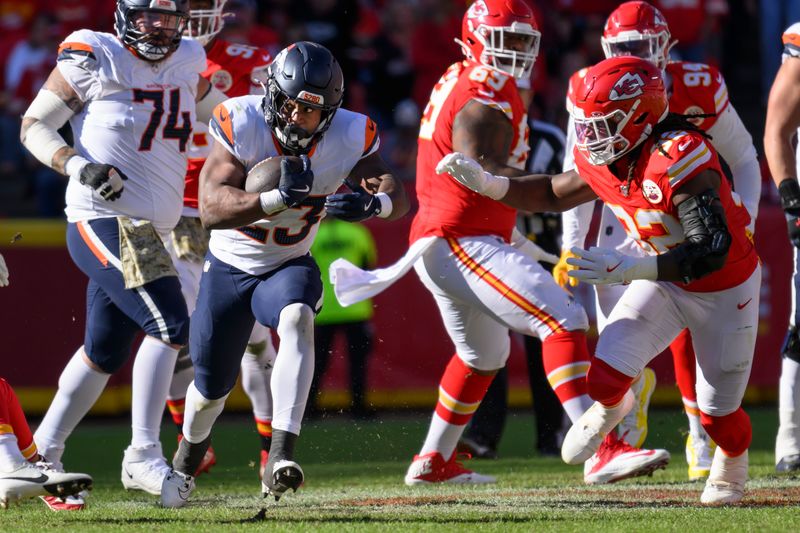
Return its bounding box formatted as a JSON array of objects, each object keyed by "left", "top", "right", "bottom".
[
  {"left": 375, "top": 192, "right": 392, "bottom": 219},
  {"left": 65, "top": 155, "right": 90, "bottom": 182},
  {"left": 485, "top": 173, "right": 510, "bottom": 200},
  {"left": 259, "top": 190, "right": 286, "bottom": 215}
]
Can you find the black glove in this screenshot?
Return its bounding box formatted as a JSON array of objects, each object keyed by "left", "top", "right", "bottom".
[
  {"left": 80, "top": 163, "right": 127, "bottom": 201},
  {"left": 325, "top": 183, "right": 382, "bottom": 222},
  {"left": 278, "top": 155, "right": 314, "bottom": 208},
  {"left": 779, "top": 179, "right": 800, "bottom": 248}
]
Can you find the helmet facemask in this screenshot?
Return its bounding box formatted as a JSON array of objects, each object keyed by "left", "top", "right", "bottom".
[
  {"left": 118, "top": 8, "right": 189, "bottom": 61},
  {"left": 187, "top": 0, "right": 227, "bottom": 46},
  {"left": 601, "top": 29, "right": 671, "bottom": 70},
  {"left": 573, "top": 100, "right": 651, "bottom": 166},
  {"left": 460, "top": 21, "right": 540, "bottom": 79}
]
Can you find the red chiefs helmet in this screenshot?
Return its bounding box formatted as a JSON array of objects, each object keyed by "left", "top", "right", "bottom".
[
  {"left": 571, "top": 56, "right": 668, "bottom": 166},
  {"left": 601, "top": 1, "right": 673, "bottom": 70},
  {"left": 457, "top": 0, "right": 541, "bottom": 80}
]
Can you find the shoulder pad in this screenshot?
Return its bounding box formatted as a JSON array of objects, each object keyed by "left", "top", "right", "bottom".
[
  {"left": 651, "top": 131, "right": 714, "bottom": 189},
  {"left": 57, "top": 30, "right": 100, "bottom": 71}
]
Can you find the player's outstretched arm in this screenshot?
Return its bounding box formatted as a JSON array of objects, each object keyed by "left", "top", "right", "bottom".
[
  {"left": 326, "top": 152, "right": 409, "bottom": 222},
  {"left": 436, "top": 152, "right": 596, "bottom": 213},
  {"left": 198, "top": 142, "right": 264, "bottom": 229}
]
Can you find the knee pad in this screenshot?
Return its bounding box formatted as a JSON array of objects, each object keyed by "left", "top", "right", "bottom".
[
  {"left": 701, "top": 408, "right": 751, "bottom": 456},
  {"left": 783, "top": 326, "right": 800, "bottom": 363},
  {"left": 587, "top": 358, "right": 633, "bottom": 406}
]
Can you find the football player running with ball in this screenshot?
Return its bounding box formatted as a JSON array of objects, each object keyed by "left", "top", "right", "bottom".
[
  {"left": 401, "top": 0, "right": 668, "bottom": 486},
  {"left": 20, "top": 0, "right": 229, "bottom": 507},
  {"left": 440, "top": 56, "right": 758, "bottom": 505},
  {"left": 160, "top": 41, "right": 408, "bottom": 508},
  {"left": 164, "top": 0, "right": 277, "bottom": 481},
  {"left": 557, "top": 0, "right": 760, "bottom": 482}
]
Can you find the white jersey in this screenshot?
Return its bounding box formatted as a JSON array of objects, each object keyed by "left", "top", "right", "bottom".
[
  {"left": 58, "top": 30, "right": 206, "bottom": 234},
  {"left": 207, "top": 95, "right": 381, "bottom": 275}
]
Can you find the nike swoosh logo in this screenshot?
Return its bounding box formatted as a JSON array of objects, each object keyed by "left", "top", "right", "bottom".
[
  {"left": 5, "top": 474, "right": 49, "bottom": 483},
  {"left": 737, "top": 298, "right": 752, "bottom": 310},
  {"left": 606, "top": 260, "right": 623, "bottom": 273},
  {"left": 290, "top": 185, "right": 310, "bottom": 193},
  {"left": 678, "top": 140, "right": 691, "bottom": 151},
  {"left": 124, "top": 467, "right": 134, "bottom": 479}
]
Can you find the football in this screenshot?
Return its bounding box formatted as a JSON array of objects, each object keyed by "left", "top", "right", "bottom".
[{"left": 244, "top": 155, "right": 304, "bottom": 193}]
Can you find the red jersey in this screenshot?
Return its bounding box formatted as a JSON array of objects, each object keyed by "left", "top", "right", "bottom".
[
  {"left": 184, "top": 39, "right": 272, "bottom": 209},
  {"left": 568, "top": 61, "right": 729, "bottom": 130},
  {"left": 574, "top": 130, "right": 757, "bottom": 293},
  {"left": 410, "top": 61, "right": 530, "bottom": 244}
]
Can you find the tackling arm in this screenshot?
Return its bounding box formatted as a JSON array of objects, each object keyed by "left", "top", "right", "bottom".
[
  {"left": 764, "top": 55, "right": 800, "bottom": 191},
  {"left": 195, "top": 76, "right": 228, "bottom": 125}
]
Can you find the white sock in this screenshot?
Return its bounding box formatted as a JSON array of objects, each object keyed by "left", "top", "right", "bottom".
[
  {"left": 183, "top": 381, "right": 228, "bottom": 443},
  {"left": 420, "top": 413, "right": 464, "bottom": 459},
  {"left": 0, "top": 434, "right": 26, "bottom": 472},
  {"left": 562, "top": 395, "right": 594, "bottom": 424},
  {"left": 684, "top": 399, "right": 704, "bottom": 438},
  {"left": 271, "top": 303, "right": 315, "bottom": 435},
  {"left": 779, "top": 357, "right": 800, "bottom": 429},
  {"left": 130, "top": 336, "right": 179, "bottom": 448},
  {"left": 241, "top": 340, "right": 275, "bottom": 421},
  {"left": 34, "top": 348, "right": 110, "bottom": 464}
]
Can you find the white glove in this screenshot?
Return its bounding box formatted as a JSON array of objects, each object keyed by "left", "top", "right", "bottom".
[
  {"left": 0, "top": 253, "right": 8, "bottom": 287},
  {"left": 435, "top": 152, "right": 510, "bottom": 200},
  {"left": 510, "top": 228, "right": 559, "bottom": 264},
  {"left": 566, "top": 246, "right": 657, "bottom": 285}
]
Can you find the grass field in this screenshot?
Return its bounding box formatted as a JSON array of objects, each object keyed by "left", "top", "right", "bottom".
[{"left": 4, "top": 407, "right": 800, "bottom": 532}]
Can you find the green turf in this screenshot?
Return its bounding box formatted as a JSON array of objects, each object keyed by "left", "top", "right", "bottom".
[{"left": 4, "top": 407, "right": 799, "bottom": 532}]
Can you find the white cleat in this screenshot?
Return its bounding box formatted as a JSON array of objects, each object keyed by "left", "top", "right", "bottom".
[
  {"left": 562, "top": 389, "right": 635, "bottom": 465},
  {"left": 700, "top": 448, "right": 748, "bottom": 505},
  {"left": 583, "top": 432, "right": 670, "bottom": 484},
  {"left": 160, "top": 469, "right": 195, "bottom": 509},
  {"left": 262, "top": 460, "right": 304, "bottom": 501},
  {"left": 616, "top": 368, "right": 656, "bottom": 448},
  {"left": 121, "top": 444, "right": 171, "bottom": 495},
  {"left": 0, "top": 461, "right": 92, "bottom": 509},
  {"left": 686, "top": 433, "right": 716, "bottom": 481}
]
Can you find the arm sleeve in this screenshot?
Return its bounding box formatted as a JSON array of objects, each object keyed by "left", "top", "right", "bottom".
[{"left": 706, "top": 105, "right": 761, "bottom": 229}]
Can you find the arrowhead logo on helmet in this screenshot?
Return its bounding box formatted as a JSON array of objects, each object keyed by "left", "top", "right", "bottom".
[{"left": 609, "top": 73, "right": 645, "bottom": 101}]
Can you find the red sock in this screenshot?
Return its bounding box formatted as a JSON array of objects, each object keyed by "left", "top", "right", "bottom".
[
  {"left": 255, "top": 417, "right": 272, "bottom": 438},
  {"left": 541, "top": 330, "right": 590, "bottom": 404},
  {"left": 701, "top": 408, "right": 751, "bottom": 457},
  {"left": 166, "top": 398, "right": 185, "bottom": 431},
  {"left": 433, "top": 355, "right": 495, "bottom": 426},
  {"left": 587, "top": 358, "right": 634, "bottom": 407},
  {"left": 670, "top": 329, "right": 698, "bottom": 410},
  {"left": 0, "top": 379, "right": 37, "bottom": 460}
]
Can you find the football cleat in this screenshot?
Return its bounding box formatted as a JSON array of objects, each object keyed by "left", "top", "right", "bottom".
[
  {"left": 686, "top": 433, "right": 716, "bottom": 480},
  {"left": 776, "top": 453, "right": 800, "bottom": 473},
  {"left": 40, "top": 492, "right": 86, "bottom": 511},
  {"left": 562, "top": 389, "right": 635, "bottom": 465},
  {"left": 261, "top": 459, "right": 304, "bottom": 501},
  {"left": 0, "top": 461, "right": 92, "bottom": 509},
  {"left": 258, "top": 450, "right": 269, "bottom": 481},
  {"left": 404, "top": 452, "right": 496, "bottom": 485},
  {"left": 160, "top": 469, "right": 195, "bottom": 509},
  {"left": 700, "top": 448, "right": 748, "bottom": 505},
  {"left": 121, "top": 444, "right": 171, "bottom": 495},
  {"left": 583, "top": 431, "right": 670, "bottom": 484},
  {"left": 174, "top": 435, "right": 216, "bottom": 477},
  {"left": 456, "top": 436, "right": 498, "bottom": 460},
  {"left": 616, "top": 368, "right": 656, "bottom": 448}
]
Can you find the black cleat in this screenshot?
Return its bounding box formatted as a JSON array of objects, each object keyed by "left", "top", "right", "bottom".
[{"left": 261, "top": 460, "right": 304, "bottom": 501}]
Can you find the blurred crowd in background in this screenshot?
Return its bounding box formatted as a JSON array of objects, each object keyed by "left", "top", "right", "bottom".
[{"left": 0, "top": 0, "right": 792, "bottom": 218}]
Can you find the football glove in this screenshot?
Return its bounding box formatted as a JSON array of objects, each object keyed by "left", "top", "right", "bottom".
[
  {"left": 278, "top": 154, "right": 314, "bottom": 208},
  {"left": 553, "top": 249, "right": 580, "bottom": 288},
  {"left": 325, "top": 183, "right": 382, "bottom": 222},
  {"left": 566, "top": 246, "right": 657, "bottom": 285},
  {"left": 78, "top": 163, "right": 127, "bottom": 201},
  {"left": 0, "top": 252, "right": 8, "bottom": 287},
  {"left": 435, "top": 152, "right": 509, "bottom": 200},
  {"left": 779, "top": 179, "right": 800, "bottom": 248}
]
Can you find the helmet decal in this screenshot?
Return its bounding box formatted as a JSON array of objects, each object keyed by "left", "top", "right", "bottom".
[{"left": 610, "top": 72, "right": 645, "bottom": 101}]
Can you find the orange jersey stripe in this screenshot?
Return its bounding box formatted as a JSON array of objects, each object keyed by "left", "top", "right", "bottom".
[
  {"left": 363, "top": 117, "right": 378, "bottom": 156},
  {"left": 446, "top": 238, "right": 564, "bottom": 334},
  {"left": 212, "top": 104, "right": 235, "bottom": 146},
  {"left": 58, "top": 41, "right": 93, "bottom": 54},
  {"left": 77, "top": 221, "right": 109, "bottom": 267}
]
